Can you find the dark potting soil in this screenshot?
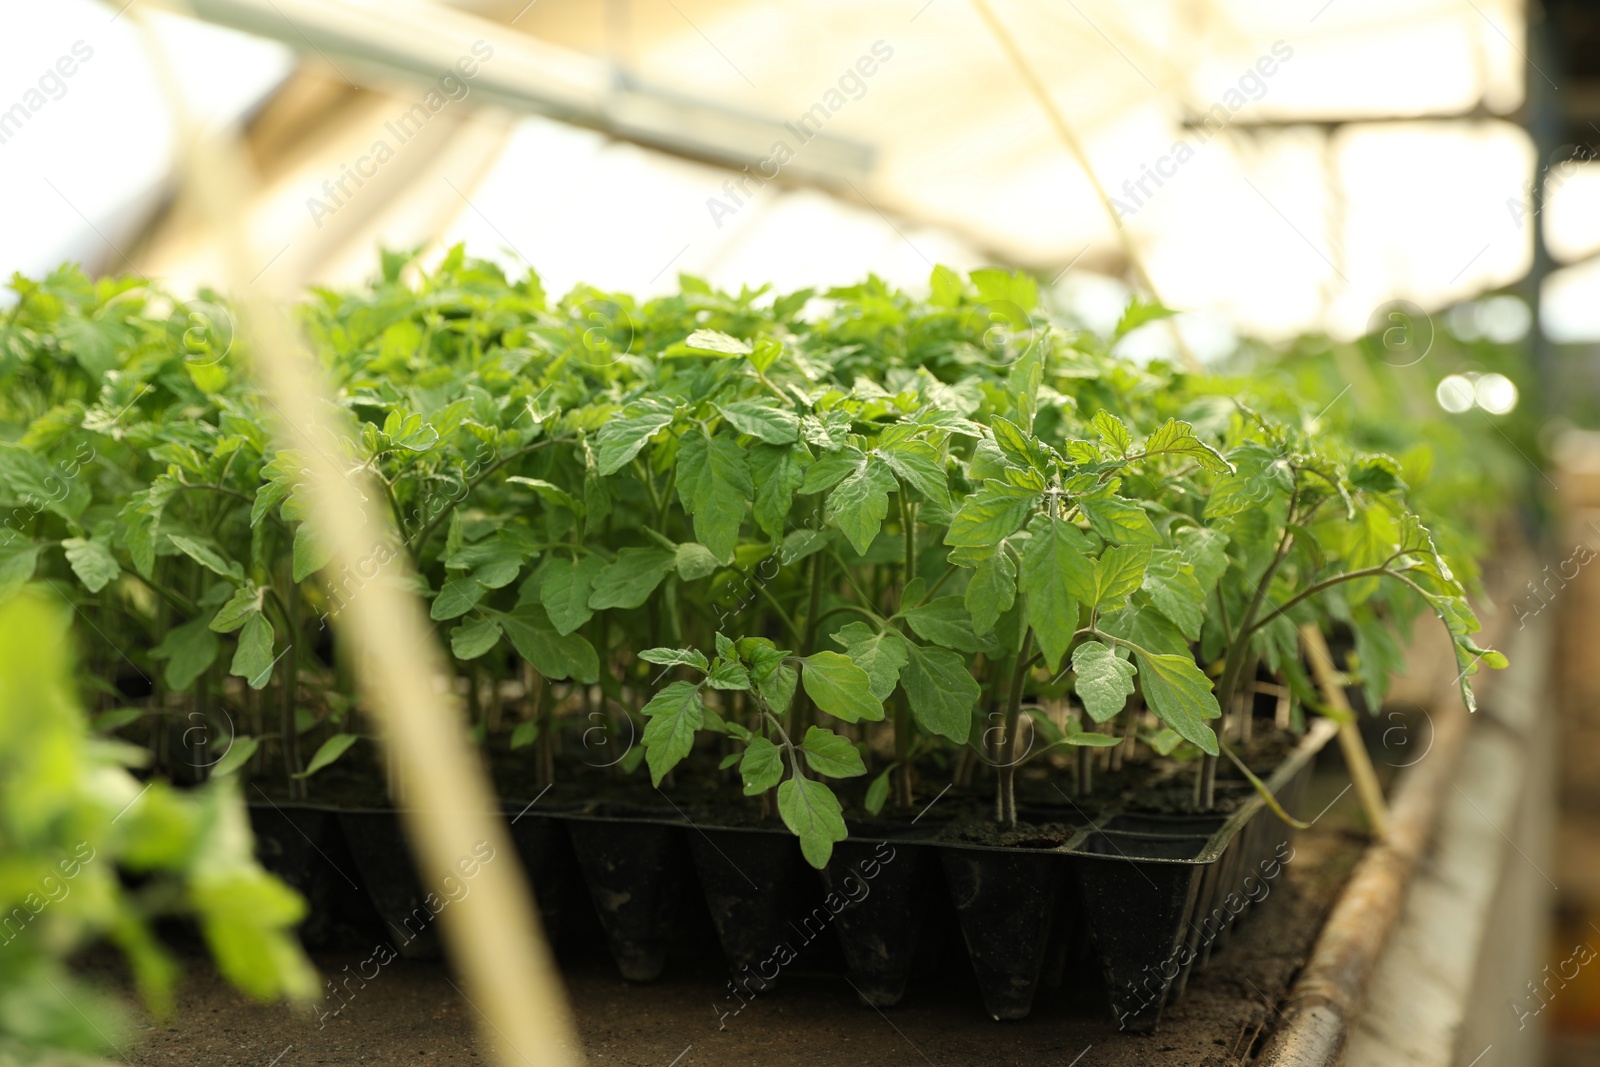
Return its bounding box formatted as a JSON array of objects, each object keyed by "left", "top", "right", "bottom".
[{"left": 97, "top": 767, "right": 1367, "bottom": 1067}]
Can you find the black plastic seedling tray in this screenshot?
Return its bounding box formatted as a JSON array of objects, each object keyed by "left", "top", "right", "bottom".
[{"left": 248, "top": 720, "right": 1336, "bottom": 1029}]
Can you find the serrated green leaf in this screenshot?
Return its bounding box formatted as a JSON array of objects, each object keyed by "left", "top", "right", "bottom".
[
  {"left": 827, "top": 455, "right": 896, "bottom": 556},
  {"left": 1142, "top": 418, "right": 1232, "bottom": 473},
  {"left": 900, "top": 641, "right": 977, "bottom": 743},
  {"left": 230, "top": 612, "right": 276, "bottom": 688},
  {"left": 760, "top": 661, "right": 798, "bottom": 715},
  {"left": 748, "top": 442, "right": 809, "bottom": 539},
  {"left": 683, "top": 328, "right": 751, "bottom": 355},
  {"left": 830, "top": 622, "right": 908, "bottom": 701},
  {"left": 1099, "top": 604, "right": 1191, "bottom": 656},
  {"left": 674, "top": 542, "right": 720, "bottom": 581},
  {"left": 1135, "top": 650, "right": 1220, "bottom": 755},
  {"left": 718, "top": 399, "right": 800, "bottom": 444},
  {"left": 640, "top": 680, "right": 704, "bottom": 785},
  {"left": 1113, "top": 296, "right": 1175, "bottom": 342},
  {"left": 506, "top": 476, "right": 583, "bottom": 516},
  {"left": 778, "top": 775, "right": 847, "bottom": 868},
  {"left": 1078, "top": 494, "right": 1160, "bottom": 545},
  {"left": 740, "top": 736, "right": 784, "bottom": 795},
  {"left": 451, "top": 616, "right": 503, "bottom": 660},
  {"left": 965, "top": 546, "right": 1017, "bottom": 635},
  {"left": 1072, "top": 641, "right": 1135, "bottom": 723},
  {"left": 0, "top": 542, "right": 42, "bottom": 602},
  {"left": 595, "top": 404, "right": 675, "bottom": 475},
  {"left": 430, "top": 575, "right": 487, "bottom": 620},
  {"left": 168, "top": 534, "right": 245, "bottom": 582},
  {"left": 677, "top": 431, "right": 753, "bottom": 561},
  {"left": 1092, "top": 545, "right": 1152, "bottom": 611},
  {"left": 291, "top": 523, "right": 335, "bottom": 583},
  {"left": 899, "top": 596, "right": 992, "bottom": 654},
  {"left": 494, "top": 603, "right": 599, "bottom": 683},
  {"left": 62, "top": 536, "right": 120, "bottom": 592},
  {"left": 878, "top": 438, "right": 951, "bottom": 508},
  {"left": 1091, "top": 410, "right": 1132, "bottom": 456},
  {"left": 151, "top": 616, "right": 219, "bottom": 690},
  {"left": 209, "top": 584, "right": 261, "bottom": 633},
  {"left": 800, "top": 651, "right": 884, "bottom": 723},
  {"left": 1177, "top": 526, "right": 1229, "bottom": 598},
  {"left": 639, "top": 647, "right": 711, "bottom": 671},
  {"left": 944, "top": 480, "right": 1040, "bottom": 548},
  {"left": 589, "top": 547, "right": 676, "bottom": 610},
  {"left": 1142, "top": 550, "right": 1205, "bottom": 640},
  {"left": 800, "top": 726, "right": 866, "bottom": 779},
  {"left": 707, "top": 656, "right": 752, "bottom": 690},
  {"left": 1022, "top": 516, "right": 1092, "bottom": 671},
  {"left": 539, "top": 555, "right": 605, "bottom": 635}
]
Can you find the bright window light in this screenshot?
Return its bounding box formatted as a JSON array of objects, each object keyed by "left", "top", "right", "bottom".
[
  {"left": 1436, "top": 374, "right": 1476, "bottom": 413},
  {"left": 1474, "top": 372, "right": 1519, "bottom": 414}
]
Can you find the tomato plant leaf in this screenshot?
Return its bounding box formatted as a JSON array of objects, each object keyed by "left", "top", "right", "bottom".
[
  {"left": 493, "top": 603, "right": 599, "bottom": 683},
  {"left": 739, "top": 736, "right": 783, "bottom": 795},
  {"left": 964, "top": 546, "right": 1017, "bottom": 635},
  {"left": 589, "top": 547, "right": 676, "bottom": 610},
  {"left": 944, "top": 481, "right": 1039, "bottom": 548},
  {"left": 1135, "top": 650, "right": 1220, "bottom": 756},
  {"left": 1022, "top": 516, "right": 1093, "bottom": 671},
  {"left": 167, "top": 534, "right": 245, "bottom": 582},
  {"left": 718, "top": 400, "right": 800, "bottom": 445},
  {"left": 900, "top": 641, "right": 977, "bottom": 743},
  {"left": 151, "top": 617, "right": 219, "bottom": 691},
  {"left": 748, "top": 442, "right": 809, "bottom": 539},
  {"left": 595, "top": 403, "right": 675, "bottom": 476},
  {"left": 297, "top": 733, "right": 360, "bottom": 778},
  {"left": 1077, "top": 494, "right": 1160, "bottom": 545},
  {"left": 1091, "top": 410, "right": 1131, "bottom": 456},
  {"left": 899, "top": 596, "right": 993, "bottom": 654},
  {"left": 677, "top": 431, "right": 753, "bottom": 562},
  {"left": 539, "top": 555, "right": 605, "bottom": 635},
  {"left": 778, "top": 775, "right": 847, "bottom": 869},
  {"left": 800, "top": 726, "right": 866, "bottom": 779},
  {"left": 1072, "top": 640, "right": 1135, "bottom": 723},
  {"left": 826, "top": 455, "right": 896, "bottom": 556},
  {"left": 799, "top": 651, "right": 884, "bottom": 723},
  {"left": 640, "top": 679, "right": 704, "bottom": 786},
  {"left": 829, "top": 622, "right": 908, "bottom": 702},
  {"left": 1142, "top": 418, "right": 1232, "bottom": 473},
  {"left": 230, "top": 612, "right": 276, "bottom": 689},
  {"left": 62, "top": 536, "right": 120, "bottom": 593},
  {"left": 450, "top": 616, "right": 504, "bottom": 660}
]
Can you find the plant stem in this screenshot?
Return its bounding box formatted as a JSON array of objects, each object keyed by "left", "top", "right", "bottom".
[
  {"left": 996, "top": 624, "right": 1035, "bottom": 828},
  {"left": 792, "top": 548, "right": 827, "bottom": 737},
  {"left": 894, "top": 693, "right": 914, "bottom": 809},
  {"left": 900, "top": 489, "right": 916, "bottom": 588},
  {"left": 1198, "top": 753, "right": 1217, "bottom": 810},
  {"left": 281, "top": 583, "right": 305, "bottom": 799}
]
